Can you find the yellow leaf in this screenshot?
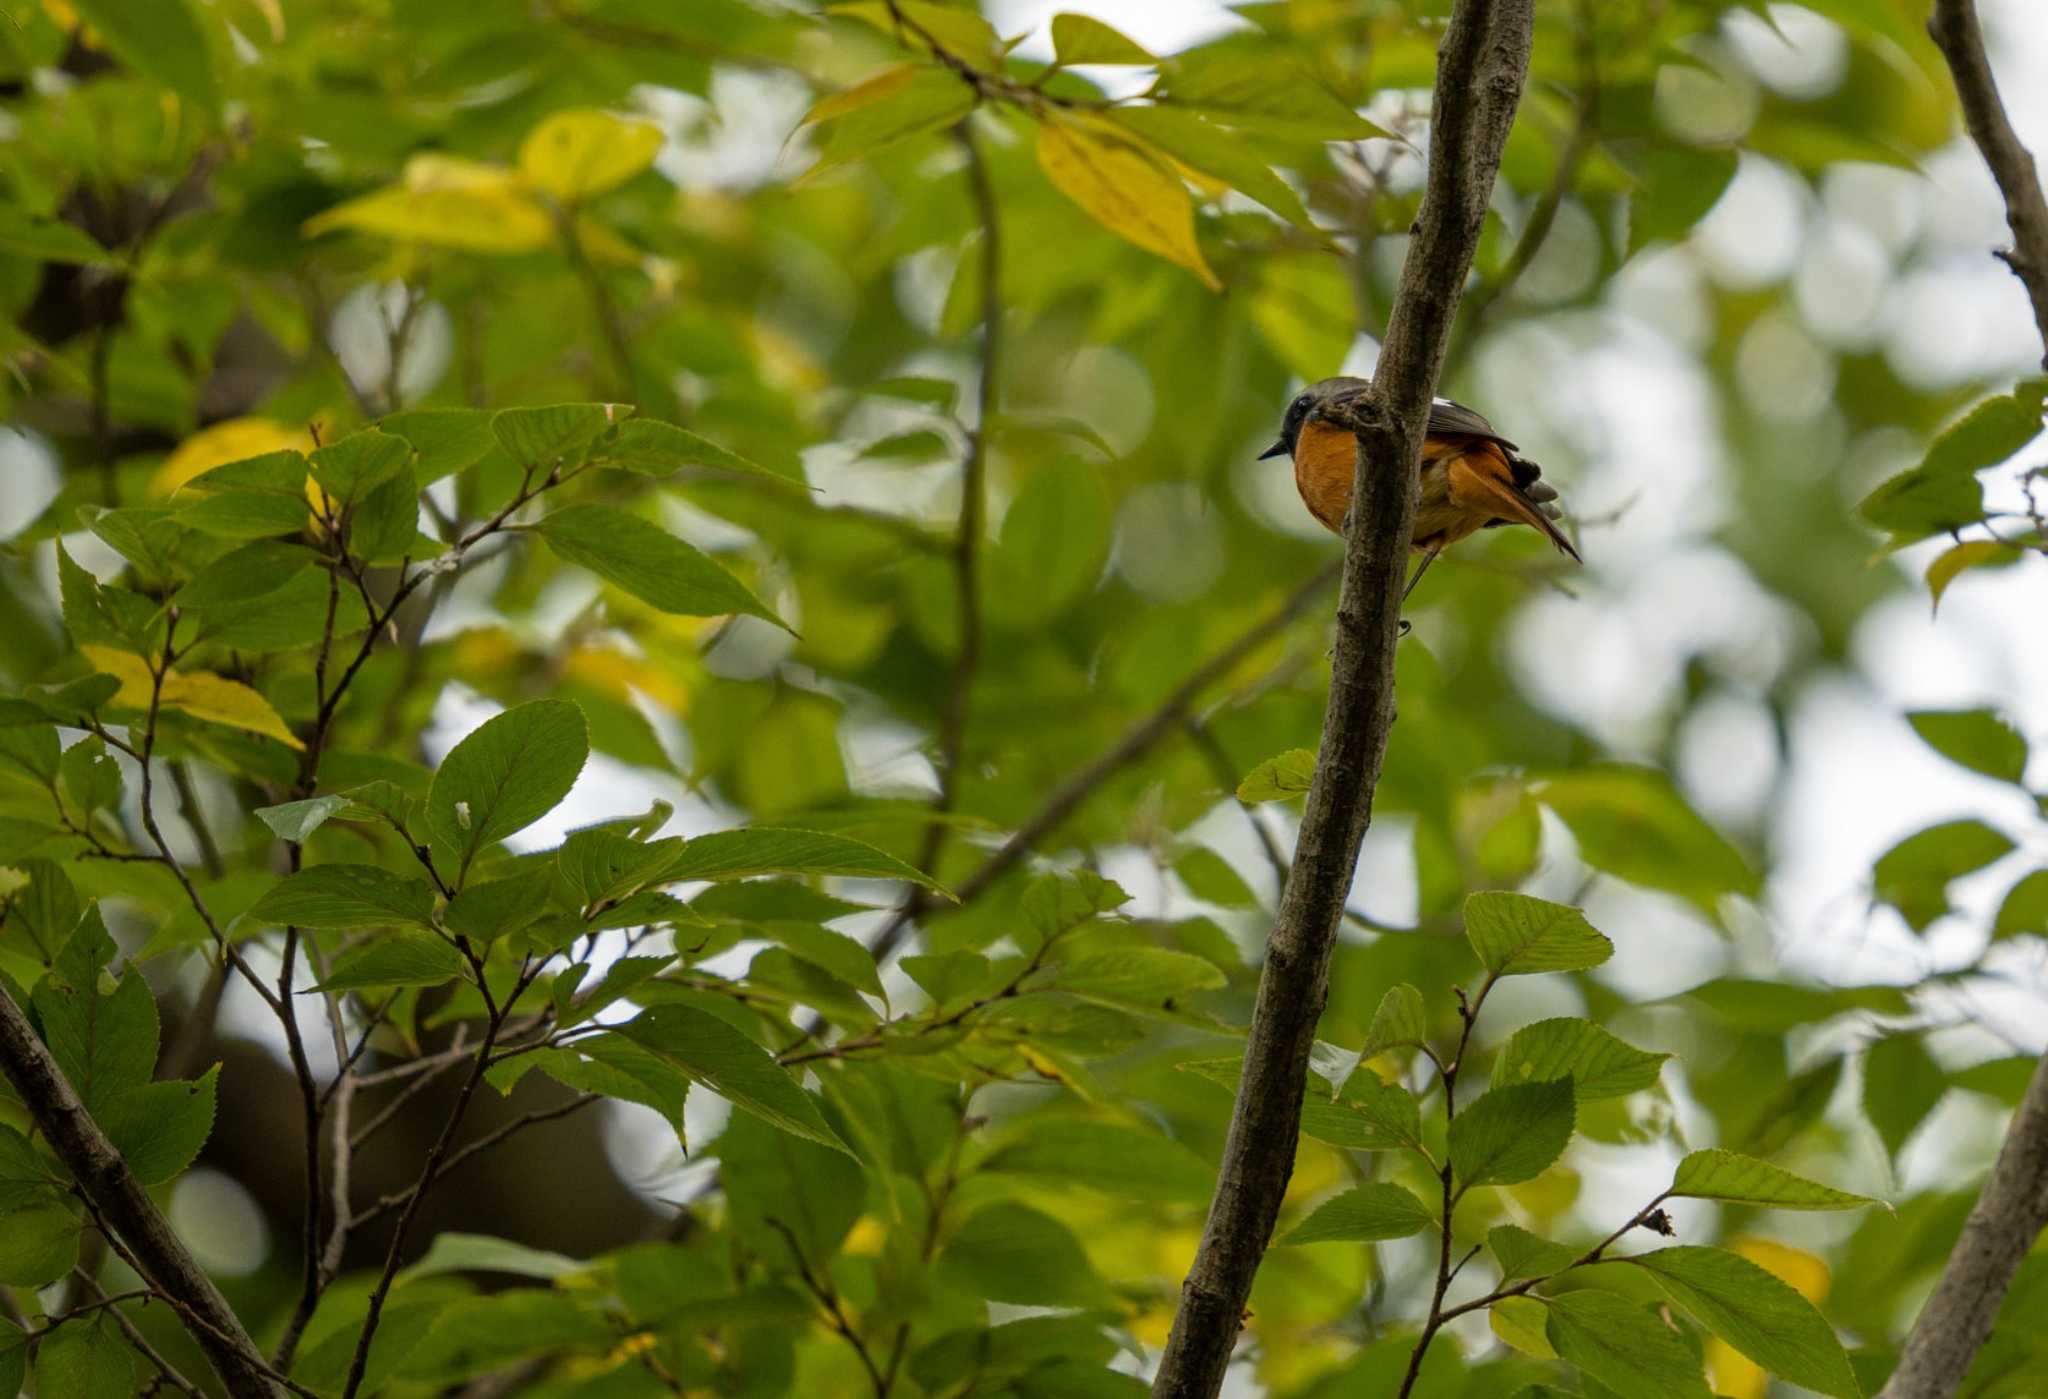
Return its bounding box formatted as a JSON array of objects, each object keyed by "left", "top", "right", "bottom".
[
  {"left": 802, "top": 64, "right": 916, "bottom": 126},
  {"left": 152, "top": 418, "right": 315, "bottom": 496},
  {"left": 519, "top": 109, "right": 664, "bottom": 203},
  {"left": 1035, "top": 115, "right": 1222, "bottom": 291},
  {"left": 81, "top": 646, "right": 304, "bottom": 750},
  {"left": 305, "top": 156, "right": 554, "bottom": 253},
  {"left": 1926, "top": 538, "right": 2021, "bottom": 613}
]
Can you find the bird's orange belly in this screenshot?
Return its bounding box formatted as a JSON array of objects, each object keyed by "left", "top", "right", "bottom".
[{"left": 1292, "top": 419, "right": 1473, "bottom": 551}]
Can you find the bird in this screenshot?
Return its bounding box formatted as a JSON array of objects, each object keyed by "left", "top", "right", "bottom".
[{"left": 1259, "top": 376, "right": 1580, "bottom": 601}]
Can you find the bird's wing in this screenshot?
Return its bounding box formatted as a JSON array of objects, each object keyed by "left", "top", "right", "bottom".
[
  {"left": 1427, "top": 397, "right": 1518, "bottom": 451},
  {"left": 1446, "top": 444, "right": 1581, "bottom": 561}
]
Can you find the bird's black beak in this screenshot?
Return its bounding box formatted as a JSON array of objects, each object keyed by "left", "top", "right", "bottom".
[{"left": 1258, "top": 440, "right": 1288, "bottom": 460}]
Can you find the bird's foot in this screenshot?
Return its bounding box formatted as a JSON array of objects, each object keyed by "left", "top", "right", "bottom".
[{"left": 1398, "top": 618, "right": 1413, "bottom": 639}]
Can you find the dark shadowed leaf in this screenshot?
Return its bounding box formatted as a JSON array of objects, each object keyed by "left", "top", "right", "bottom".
[
  {"left": 615, "top": 1004, "right": 849, "bottom": 1153},
  {"left": 248, "top": 864, "right": 438, "bottom": 930},
  {"left": 315, "top": 934, "right": 466, "bottom": 991}
]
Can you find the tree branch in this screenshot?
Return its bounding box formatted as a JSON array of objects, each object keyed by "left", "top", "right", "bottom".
[
  {"left": 1928, "top": 0, "right": 2048, "bottom": 364},
  {"left": 1151, "top": 1, "right": 1535, "bottom": 1393},
  {"left": 1878, "top": 6, "right": 2048, "bottom": 1393},
  {"left": 0, "top": 987, "right": 280, "bottom": 1398}
]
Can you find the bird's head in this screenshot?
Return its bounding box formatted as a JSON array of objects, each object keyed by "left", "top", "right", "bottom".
[{"left": 1259, "top": 376, "right": 1369, "bottom": 461}]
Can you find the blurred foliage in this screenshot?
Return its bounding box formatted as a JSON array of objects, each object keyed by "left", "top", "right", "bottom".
[{"left": 1, "top": 0, "right": 2046, "bottom": 1395}]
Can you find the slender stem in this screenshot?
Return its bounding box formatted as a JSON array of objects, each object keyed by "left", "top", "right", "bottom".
[{"left": 347, "top": 1094, "right": 602, "bottom": 1231}]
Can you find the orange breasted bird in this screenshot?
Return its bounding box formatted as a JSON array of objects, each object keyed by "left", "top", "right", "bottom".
[{"left": 1260, "top": 376, "right": 1580, "bottom": 599}]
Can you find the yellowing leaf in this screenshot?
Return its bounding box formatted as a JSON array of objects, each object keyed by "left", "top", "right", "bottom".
[
  {"left": 152, "top": 418, "right": 315, "bottom": 496},
  {"left": 519, "top": 109, "right": 665, "bottom": 202},
  {"left": 1925, "top": 538, "right": 2021, "bottom": 613},
  {"left": 81, "top": 646, "right": 304, "bottom": 750},
  {"left": 1035, "top": 116, "right": 1221, "bottom": 291},
  {"left": 305, "top": 156, "right": 554, "bottom": 253},
  {"left": 802, "top": 64, "right": 915, "bottom": 126}
]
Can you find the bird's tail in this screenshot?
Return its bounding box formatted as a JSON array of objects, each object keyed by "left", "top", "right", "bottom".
[{"left": 1490, "top": 452, "right": 1582, "bottom": 562}]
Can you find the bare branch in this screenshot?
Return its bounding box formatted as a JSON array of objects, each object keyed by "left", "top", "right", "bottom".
[
  {"left": 1151, "top": 0, "right": 1536, "bottom": 1392},
  {"left": 1928, "top": 0, "right": 2048, "bottom": 363}
]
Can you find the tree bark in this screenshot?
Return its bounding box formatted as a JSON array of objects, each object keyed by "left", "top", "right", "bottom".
[
  {"left": 0, "top": 987, "right": 282, "bottom": 1399},
  {"left": 1148, "top": 2, "right": 1536, "bottom": 1394},
  {"left": 1880, "top": 4, "right": 2048, "bottom": 1394}
]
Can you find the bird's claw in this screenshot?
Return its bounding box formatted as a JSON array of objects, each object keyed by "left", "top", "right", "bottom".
[{"left": 1398, "top": 618, "right": 1413, "bottom": 638}]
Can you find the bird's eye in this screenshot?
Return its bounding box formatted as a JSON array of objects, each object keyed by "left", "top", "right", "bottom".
[{"left": 1292, "top": 395, "right": 1310, "bottom": 413}]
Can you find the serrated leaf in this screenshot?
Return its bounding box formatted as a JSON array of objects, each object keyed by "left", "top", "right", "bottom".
[
  {"left": 614, "top": 1004, "right": 849, "bottom": 1153},
  {"left": 592, "top": 419, "right": 786, "bottom": 482},
  {"left": 0, "top": 1200, "right": 80, "bottom": 1287},
  {"left": 1668, "top": 1149, "right": 1877, "bottom": 1210},
  {"left": 1464, "top": 893, "right": 1612, "bottom": 977},
  {"left": 536, "top": 504, "right": 788, "bottom": 629},
  {"left": 1282, "top": 1183, "right": 1432, "bottom": 1244},
  {"left": 1493, "top": 1018, "right": 1669, "bottom": 1100},
  {"left": 1544, "top": 1289, "right": 1712, "bottom": 1399},
  {"left": 1036, "top": 115, "right": 1221, "bottom": 291},
  {"left": 428, "top": 700, "right": 589, "bottom": 880},
  {"left": 249, "top": 865, "right": 438, "bottom": 930},
  {"left": 520, "top": 109, "right": 663, "bottom": 202},
  {"left": 316, "top": 934, "right": 466, "bottom": 991},
  {"left": 493, "top": 403, "right": 621, "bottom": 467},
  {"left": 1626, "top": 1246, "right": 1861, "bottom": 1398},
  {"left": 1448, "top": 1078, "right": 1575, "bottom": 1191},
  {"left": 1491, "top": 1295, "right": 1558, "bottom": 1359},
  {"left": 309, "top": 429, "right": 412, "bottom": 504},
  {"left": 100, "top": 1065, "right": 218, "bottom": 1184},
  {"left": 33, "top": 1311, "right": 130, "bottom": 1399}
]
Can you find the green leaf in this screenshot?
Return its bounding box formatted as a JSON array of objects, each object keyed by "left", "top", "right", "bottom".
[
  {"left": 1490, "top": 1224, "right": 1577, "bottom": 1279},
  {"left": 1855, "top": 383, "right": 2045, "bottom": 541},
  {"left": 35, "top": 918, "right": 159, "bottom": 1113},
  {"left": 1184, "top": 1057, "right": 1421, "bottom": 1151},
  {"left": 1907, "top": 709, "right": 2028, "bottom": 785},
  {"left": 1872, "top": 819, "right": 2015, "bottom": 932},
  {"left": 0, "top": 207, "right": 111, "bottom": 264},
  {"left": 593, "top": 419, "right": 786, "bottom": 482},
  {"left": 255, "top": 795, "right": 350, "bottom": 842},
  {"left": 1492, "top": 1018, "right": 1669, "bottom": 1100},
  {"left": 981, "top": 1120, "right": 1215, "bottom": 1203},
  {"left": 1238, "top": 748, "right": 1316, "bottom": 802},
  {"left": 177, "top": 451, "right": 314, "bottom": 539},
  {"left": 1360, "top": 982, "right": 1429, "bottom": 1059},
  {"left": 1282, "top": 1183, "right": 1433, "bottom": 1244},
  {"left": 398, "top": 1291, "right": 613, "bottom": 1384},
  {"left": 60, "top": 736, "right": 123, "bottom": 817},
  {"left": 399, "top": 1232, "right": 583, "bottom": 1282},
  {"left": 58, "top": 542, "right": 158, "bottom": 652},
  {"left": 1159, "top": 42, "right": 1385, "bottom": 140},
  {"left": 1337, "top": 1069, "right": 1429, "bottom": 1153},
  {"left": 1050, "top": 12, "right": 1154, "bottom": 64},
  {"left": 443, "top": 869, "right": 555, "bottom": 944},
  {"left": 380, "top": 409, "right": 499, "bottom": 483},
  {"left": 428, "top": 700, "right": 590, "bottom": 880},
  {"left": 32, "top": 1311, "right": 131, "bottom": 1399},
  {"left": 67, "top": 0, "right": 216, "bottom": 108},
  {"left": 0, "top": 1201, "right": 79, "bottom": 1286},
  {"left": 614, "top": 1004, "right": 850, "bottom": 1153},
  {"left": 1628, "top": 145, "right": 1739, "bottom": 255},
  {"left": 555, "top": 954, "right": 673, "bottom": 1028},
  {"left": 903, "top": 950, "right": 997, "bottom": 1007},
  {"left": 100, "top": 1065, "right": 219, "bottom": 1184},
  {"left": 717, "top": 1106, "right": 867, "bottom": 1265},
  {"left": 1448, "top": 1078, "right": 1575, "bottom": 1190},
  {"left": 756, "top": 921, "right": 882, "bottom": 998},
  {"left": 1993, "top": 870, "right": 2048, "bottom": 940},
  {"left": 492, "top": 403, "right": 621, "bottom": 467},
  {"left": 1490, "top": 1295, "right": 1558, "bottom": 1359},
  {"left": 310, "top": 429, "right": 413, "bottom": 504},
  {"left": 248, "top": 864, "right": 438, "bottom": 930},
  {"left": 535, "top": 503, "right": 788, "bottom": 629},
  {"left": 1464, "top": 893, "right": 1612, "bottom": 977},
  {"left": 175, "top": 539, "right": 313, "bottom": 607},
  {"left": 1668, "top": 1149, "right": 1877, "bottom": 1210},
  {"left": 661, "top": 827, "right": 947, "bottom": 890},
  {"left": 81, "top": 505, "right": 185, "bottom": 581},
  {"left": 1862, "top": 1034, "right": 1947, "bottom": 1161},
  {"left": 1537, "top": 764, "right": 1761, "bottom": 912},
  {"left": 1108, "top": 105, "right": 1316, "bottom": 230},
  {"left": 1626, "top": 1246, "right": 1861, "bottom": 1398},
  {"left": 812, "top": 67, "right": 976, "bottom": 169},
  {"left": 1681, "top": 978, "right": 1909, "bottom": 1032},
  {"left": 936, "top": 1201, "right": 1110, "bottom": 1307},
  {"left": 0, "top": 1319, "right": 24, "bottom": 1399},
  {"left": 830, "top": 1, "right": 1002, "bottom": 63},
  {"left": 315, "top": 934, "right": 466, "bottom": 991},
  {"left": 0, "top": 1124, "right": 60, "bottom": 1212},
  {"left": 1053, "top": 946, "right": 1226, "bottom": 1011},
  {"left": 1544, "top": 1289, "right": 1712, "bottom": 1399}
]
